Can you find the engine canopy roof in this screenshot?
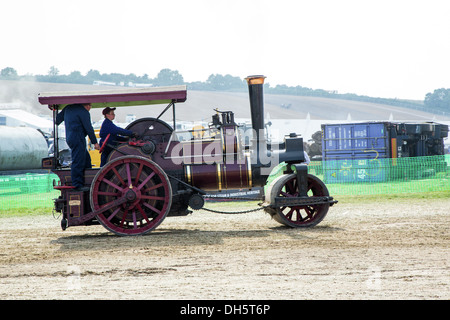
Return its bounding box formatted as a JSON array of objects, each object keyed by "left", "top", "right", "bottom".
[{"left": 38, "top": 85, "right": 187, "bottom": 109}]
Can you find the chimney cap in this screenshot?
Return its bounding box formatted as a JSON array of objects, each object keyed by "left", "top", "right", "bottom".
[{"left": 245, "top": 75, "right": 266, "bottom": 85}]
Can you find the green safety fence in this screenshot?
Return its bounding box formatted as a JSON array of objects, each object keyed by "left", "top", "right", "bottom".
[
  {"left": 266, "top": 154, "right": 450, "bottom": 196},
  {"left": 0, "top": 173, "right": 60, "bottom": 211},
  {"left": 1, "top": 155, "right": 449, "bottom": 210}
]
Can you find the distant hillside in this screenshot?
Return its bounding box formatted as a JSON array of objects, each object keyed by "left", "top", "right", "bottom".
[{"left": 1, "top": 80, "right": 448, "bottom": 124}]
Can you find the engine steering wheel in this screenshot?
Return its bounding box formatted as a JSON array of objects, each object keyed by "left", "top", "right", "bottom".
[{"left": 99, "top": 134, "right": 110, "bottom": 153}]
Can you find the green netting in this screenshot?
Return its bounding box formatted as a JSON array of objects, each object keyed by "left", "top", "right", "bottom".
[
  {"left": 265, "top": 155, "right": 450, "bottom": 195},
  {"left": 0, "top": 155, "right": 449, "bottom": 211},
  {"left": 0, "top": 173, "right": 60, "bottom": 211}
]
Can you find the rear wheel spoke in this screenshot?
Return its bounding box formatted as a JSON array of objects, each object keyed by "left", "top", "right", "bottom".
[
  {"left": 132, "top": 210, "right": 137, "bottom": 229},
  {"left": 134, "top": 163, "right": 144, "bottom": 186},
  {"left": 141, "top": 195, "right": 166, "bottom": 201},
  {"left": 98, "top": 191, "right": 120, "bottom": 197},
  {"left": 137, "top": 172, "right": 155, "bottom": 191},
  {"left": 101, "top": 177, "right": 123, "bottom": 192},
  {"left": 136, "top": 203, "right": 150, "bottom": 223},
  {"left": 107, "top": 207, "right": 121, "bottom": 222},
  {"left": 126, "top": 163, "right": 132, "bottom": 186},
  {"left": 143, "top": 202, "right": 162, "bottom": 215},
  {"left": 144, "top": 183, "right": 163, "bottom": 192},
  {"left": 112, "top": 167, "right": 126, "bottom": 188},
  {"left": 119, "top": 209, "right": 129, "bottom": 228}
]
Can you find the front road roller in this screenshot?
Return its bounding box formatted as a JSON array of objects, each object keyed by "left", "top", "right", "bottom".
[{"left": 264, "top": 173, "right": 336, "bottom": 228}]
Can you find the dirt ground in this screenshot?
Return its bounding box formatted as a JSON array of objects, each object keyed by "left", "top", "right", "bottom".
[{"left": 0, "top": 198, "right": 448, "bottom": 300}]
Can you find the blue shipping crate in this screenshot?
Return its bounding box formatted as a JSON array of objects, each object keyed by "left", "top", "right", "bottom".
[{"left": 321, "top": 122, "right": 392, "bottom": 183}]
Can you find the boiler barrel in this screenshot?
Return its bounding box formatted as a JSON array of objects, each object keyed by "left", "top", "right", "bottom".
[
  {"left": 184, "top": 154, "right": 252, "bottom": 191},
  {"left": 0, "top": 126, "right": 48, "bottom": 170}
]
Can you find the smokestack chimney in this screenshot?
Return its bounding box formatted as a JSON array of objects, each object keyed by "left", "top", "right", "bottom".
[
  {"left": 246, "top": 75, "right": 266, "bottom": 139},
  {"left": 245, "top": 75, "right": 267, "bottom": 166}
]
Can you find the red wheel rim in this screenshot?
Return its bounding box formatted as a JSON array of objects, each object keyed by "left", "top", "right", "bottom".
[
  {"left": 275, "top": 174, "right": 329, "bottom": 227},
  {"left": 90, "top": 156, "right": 172, "bottom": 235}
]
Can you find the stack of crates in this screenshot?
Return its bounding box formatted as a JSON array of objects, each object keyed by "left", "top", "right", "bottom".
[
  {"left": 321, "top": 122, "right": 391, "bottom": 183},
  {"left": 321, "top": 121, "right": 449, "bottom": 183}
]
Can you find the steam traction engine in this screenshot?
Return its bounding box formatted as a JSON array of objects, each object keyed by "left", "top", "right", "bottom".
[{"left": 39, "top": 76, "right": 337, "bottom": 236}]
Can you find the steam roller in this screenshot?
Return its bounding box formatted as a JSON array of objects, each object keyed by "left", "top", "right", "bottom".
[{"left": 39, "top": 75, "right": 337, "bottom": 236}]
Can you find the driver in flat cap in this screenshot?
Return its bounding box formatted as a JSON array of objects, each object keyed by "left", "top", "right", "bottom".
[{"left": 99, "top": 107, "right": 136, "bottom": 166}]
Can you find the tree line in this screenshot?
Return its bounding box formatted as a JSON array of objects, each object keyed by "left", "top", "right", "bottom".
[
  {"left": 1, "top": 66, "right": 448, "bottom": 116},
  {"left": 424, "top": 88, "right": 450, "bottom": 115}
]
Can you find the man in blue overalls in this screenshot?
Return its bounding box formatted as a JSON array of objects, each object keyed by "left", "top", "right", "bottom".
[
  {"left": 99, "top": 107, "right": 134, "bottom": 166},
  {"left": 56, "top": 103, "right": 100, "bottom": 191}
]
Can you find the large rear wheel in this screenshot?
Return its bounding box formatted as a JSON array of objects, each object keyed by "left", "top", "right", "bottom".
[{"left": 90, "top": 156, "right": 172, "bottom": 236}]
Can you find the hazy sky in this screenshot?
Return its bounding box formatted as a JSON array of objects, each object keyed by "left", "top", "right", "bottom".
[{"left": 1, "top": 0, "right": 450, "bottom": 100}]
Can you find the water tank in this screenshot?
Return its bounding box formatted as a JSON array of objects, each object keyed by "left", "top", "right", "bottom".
[{"left": 0, "top": 126, "right": 48, "bottom": 170}]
